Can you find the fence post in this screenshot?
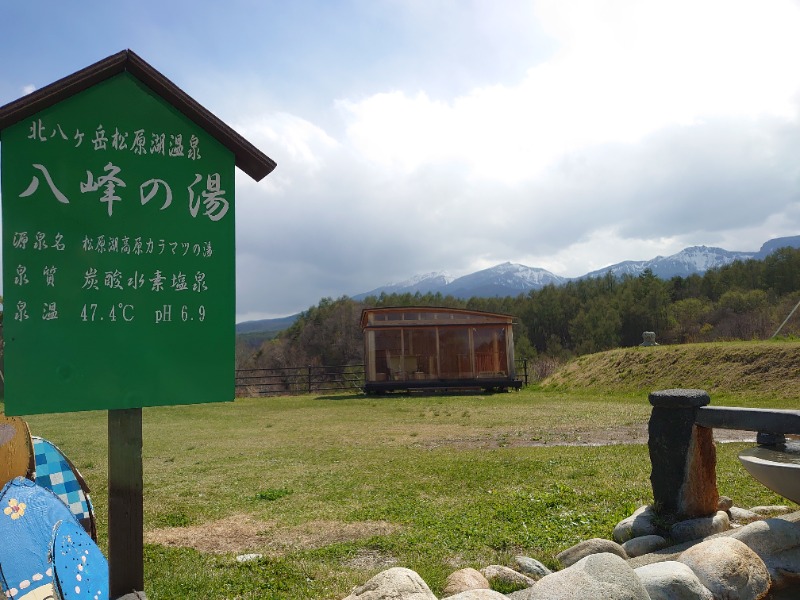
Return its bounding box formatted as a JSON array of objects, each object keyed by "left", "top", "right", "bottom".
[{"left": 307, "top": 365, "right": 312, "bottom": 393}]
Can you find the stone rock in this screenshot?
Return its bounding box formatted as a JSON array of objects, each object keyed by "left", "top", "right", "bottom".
[
  {"left": 729, "top": 518, "right": 800, "bottom": 558},
  {"left": 717, "top": 495, "right": 734, "bottom": 511},
  {"left": 622, "top": 534, "right": 668, "bottom": 558},
  {"left": 648, "top": 390, "right": 717, "bottom": 517},
  {"left": 750, "top": 505, "right": 791, "bottom": 516},
  {"left": 634, "top": 561, "right": 713, "bottom": 600},
  {"left": 235, "top": 553, "right": 263, "bottom": 563},
  {"left": 612, "top": 518, "right": 635, "bottom": 543},
  {"left": 640, "top": 331, "right": 658, "bottom": 346},
  {"left": 728, "top": 517, "right": 800, "bottom": 587},
  {"left": 480, "top": 565, "right": 536, "bottom": 590},
  {"left": 756, "top": 432, "right": 786, "bottom": 445},
  {"left": 513, "top": 556, "right": 552, "bottom": 579},
  {"left": 613, "top": 505, "right": 660, "bottom": 543},
  {"left": 670, "top": 510, "right": 729, "bottom": 543},
  {"left": 556, "top": 537, "right": 627, "bottom": 568},
  {"left": 679, "top": 537, "right": 770, "bottom": 600},
  {"left": 342, "top": 567, "right": 437, "bottom": 600},
  {"left": 442, "top": 568, "right": 490, "bottom": 598},
  {"left": 764, "top": 546, "right": 800, "bottom": 591},
  {"left": 649, "top": 388, "right": 711, "bottom": 408},
  {"left": 508, "top": 553, "right": 650, "bottom": 600},
  {"left": 678, "top": 425, "right": 719, "bottom": 517},
  {"left": 729, "top": 506, "right": 760, "bottom": 523},
  {"left": 446, "top": 590, "right": 509, "bottom": 600}
]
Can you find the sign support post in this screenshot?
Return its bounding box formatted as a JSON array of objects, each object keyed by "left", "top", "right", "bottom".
[{"left": 108, "top": 408, "right": 145, "bottom": 596}]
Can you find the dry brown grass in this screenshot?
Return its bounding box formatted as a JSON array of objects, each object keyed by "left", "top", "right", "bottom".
[
  {"left": 145, "top": 515, "right": 399, "bottom": 555},
  {"left": 541, "top": 341, "right": 800, "bottom": 400}
]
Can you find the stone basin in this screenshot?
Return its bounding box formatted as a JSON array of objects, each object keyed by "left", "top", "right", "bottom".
[{"left": 739, "top": 441, "right": 800, "bottom": 504}]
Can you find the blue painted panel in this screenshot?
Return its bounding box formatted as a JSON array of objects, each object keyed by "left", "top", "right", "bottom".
[
  {"left": 0, "top": 477, "right": 76, "bottom": 599},
  {"left": 32, "top": 437, "right": 96, "bottom": 540},
  {"left": 52, "top": 519, "right": 108, "bottom": 600}
]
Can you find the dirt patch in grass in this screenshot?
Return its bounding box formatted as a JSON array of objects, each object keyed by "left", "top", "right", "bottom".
[
  {"left": 270, "top": 519, "right": 399, "bottom": 551},
  {"left": 145, "top": 514, "right": 269, "bottom": 553},
  {"left": 145, "top": 515, "right": 400, "bottom": 555},
  {"left": 416, "top": 423, "right": 754, "bottom": 449}
]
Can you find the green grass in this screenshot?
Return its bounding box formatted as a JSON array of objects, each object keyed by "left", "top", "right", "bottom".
[{"left": 15, "top": 386, "right": 794, "bottom": 599}]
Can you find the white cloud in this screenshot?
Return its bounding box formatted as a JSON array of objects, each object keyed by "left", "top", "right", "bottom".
[
  {"left": 337, "top": 0, "right": 800, "bottom": 187},
  {"left": 224, "top": 0, "right": 800, "bottom": 317}
]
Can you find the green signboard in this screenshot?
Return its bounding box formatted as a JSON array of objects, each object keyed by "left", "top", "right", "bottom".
[{"left": 1, "top": 72, "right": 236, "bottom": 415}]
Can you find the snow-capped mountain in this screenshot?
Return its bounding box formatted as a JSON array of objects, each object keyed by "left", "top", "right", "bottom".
[
  {"left": 355, "top": 272, "right": 454, "bottom": 298},
  {"left": 355, "top": 236, "right": 800, "bottom": 301},
  {"left": 355, "top": 262, "right": 567, "bottom": 300},
  {"left": 582, "top": 246, "right": 755, "bottom": 280},
  {"left": 445, "top": 262, "right": 568, "bottom": 298}
]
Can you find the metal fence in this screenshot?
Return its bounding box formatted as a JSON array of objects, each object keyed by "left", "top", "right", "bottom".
[
  {"left": 235, "top": 364, "right": 365, "bottom": 396},
  {"left": 235, "top": 359, "right": 529, "bottom": 396}
]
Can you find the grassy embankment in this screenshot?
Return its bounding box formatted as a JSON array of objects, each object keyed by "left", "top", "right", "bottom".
[{"left": 13, "top": 340, "right": 800, "bottom": 599}]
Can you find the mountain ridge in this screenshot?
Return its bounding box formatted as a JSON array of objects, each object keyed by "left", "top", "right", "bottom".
[
  {"left": 237, "top": 235, "right": 800, "bottom": 332},
  {"left": 354, "top": 235, "right": 799, "bottom": 300}
]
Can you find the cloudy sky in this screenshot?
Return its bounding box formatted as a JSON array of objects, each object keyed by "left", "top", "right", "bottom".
[{"left": 2, "top": 0, "right": 799, "bottom": 321}]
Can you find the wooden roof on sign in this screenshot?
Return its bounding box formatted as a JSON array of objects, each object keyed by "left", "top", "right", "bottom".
[{"left": 0, "top": 49, "right": 276, "bottom": 181}]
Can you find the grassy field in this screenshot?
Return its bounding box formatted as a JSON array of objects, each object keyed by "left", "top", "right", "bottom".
[{"left": 6, "top": 341, "right": 799, "bottom": 598}]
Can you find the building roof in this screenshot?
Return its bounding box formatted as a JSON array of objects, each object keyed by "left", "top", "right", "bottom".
[
  {"left": 361, "top": 306, "right": 516, "bottom": 329},
  {"left": 0, "top": 49, "right": 276, "bottom": 182}
]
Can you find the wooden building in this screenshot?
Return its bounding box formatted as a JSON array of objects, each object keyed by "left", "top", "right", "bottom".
[{"left": 361, "top": 307, "right": 522, "bottom": 393}]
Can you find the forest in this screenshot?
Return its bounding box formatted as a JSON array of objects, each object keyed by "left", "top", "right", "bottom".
[{"left": 236, "top": 247, "right": 800, "bottom": 371}]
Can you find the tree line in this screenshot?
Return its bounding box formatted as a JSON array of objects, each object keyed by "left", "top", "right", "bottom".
[{"left": 236, "top": 247, "right": 800, "bottom": 370}]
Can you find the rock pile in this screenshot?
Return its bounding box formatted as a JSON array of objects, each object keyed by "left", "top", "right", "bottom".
[{"left": 341, "top": 501, "right": 800, "bottom": 600}]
